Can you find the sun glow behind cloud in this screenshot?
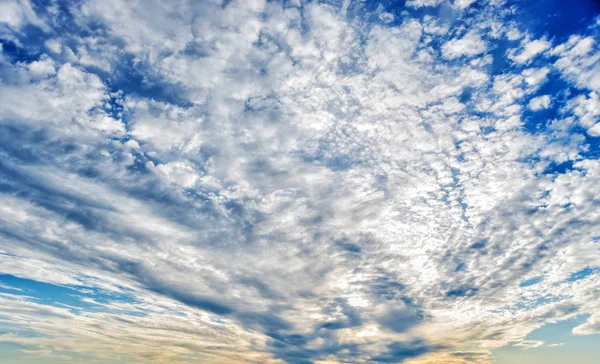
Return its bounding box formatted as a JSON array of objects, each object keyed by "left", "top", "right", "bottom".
[{"left": 0, "top": 0, "right": 599, "bottom": 363}]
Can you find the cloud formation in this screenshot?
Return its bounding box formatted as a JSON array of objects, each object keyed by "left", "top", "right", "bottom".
[{"left": 0, "top": 0, "right": 599, "bottom": 363}]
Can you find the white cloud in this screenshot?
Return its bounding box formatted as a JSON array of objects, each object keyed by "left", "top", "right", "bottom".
[
  {"left": 566, "top": 92, "right": 600, "bottom": 135},
  {"left": 509, "top": 38, "right": 551, "bottom": 64},
  {"left": 553, "top": 36, "right": 600, "bottom": 92},
  {"left": 153, "top": 160, "right": 203, "bottom": 189},
  {"left": 454, "top": 0, "right": 477, "bottom": 9},
  {"left": 0, "top": 62, "right": 124, "bottom": 135},
  {"left": 588, "top": 123, "right": 600, "bottom": 136},
  {"left": 27, "top": 55, "right": 56, "bottom": 78},
  {"left": 44, "top": 39, "right": 62, "bottom": 54},
  {"left": 522, "top": 67, "right": 550, "bottom": 87},
  {"left": 406, "top": 0, "right": 445, "bottom": 8},
  {"left": 515, "top": 340, "right": 545, "bottom": 350},
  {"left": 442, "top": 31, "right": 487, "bottom": 59},
  {"left": 0, "top": 0, "right": 24, "bottom": 28},
  {"left": 0, "top": 0, "right": 48, "bottom": 31},
  {"left": 528, "top": 95, "right": 551, "bottom": 110},
  {"left": 573, "top": 314, "right": 600, "bottom": 335},
  {"left": 506, "top": 27, "right": 523, "bottom": 41}
]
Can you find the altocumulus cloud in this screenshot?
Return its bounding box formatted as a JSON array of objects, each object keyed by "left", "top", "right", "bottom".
[{"left": 0, "top": 0, "right": 599, "bottom": 363}]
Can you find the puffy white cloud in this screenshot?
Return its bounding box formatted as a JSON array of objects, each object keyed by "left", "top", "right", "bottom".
[
  {"left": 442, "top": 30, "right": 487, "bottom": 60},
  {"left": 506, "top": 27, "right": 523, "bottom": 41},
  {"left": 44, "top": 39, "right": 62, "bottom": 54},
  {"left": 26, "top": 55, "right": 56, "bottom": 78},
  {"left": 528, "top": 95, "right": 551, "bottom": 110},
  {"left": 454, "top": 0, "right": 478, "bottom": 9},
  {"left": 566, "top": 92, "right": 600, "bottom": 135},
  {"left": 522, "top": 67, "right": 550, "bottom": 87},
  {"left": 406, "top": 0, "right": 445, "bottom": 8},
  {"left": 553, "top": 36, "right": 600, "bottom": 92},
  {"left": 573, "top": 314, "right": 600, "bottom": 335},
  {"left": 509, "top": 37, "right": 551, "bottom": 64},
  {"left": 0, "top": 62, "right": 124, "bottom": 135},
  {"left": 0, "top": 0, "right": 47, "bottom": 30},
  {"left": 0, "top": 0, "right": 25, "bottom": 28}
]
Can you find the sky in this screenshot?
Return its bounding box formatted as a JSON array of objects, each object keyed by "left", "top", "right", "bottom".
[{"left": 0, "top": 0, "right": 599, "bottom": 363}]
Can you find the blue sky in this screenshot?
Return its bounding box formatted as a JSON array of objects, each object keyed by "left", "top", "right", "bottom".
[{"left": 0, "top": 0, "right": 599, "bottom": 363}]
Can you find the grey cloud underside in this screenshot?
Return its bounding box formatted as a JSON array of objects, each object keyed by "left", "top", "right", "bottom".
[{"left": 0, "top": 0, "right": 600, "bottom": 363}]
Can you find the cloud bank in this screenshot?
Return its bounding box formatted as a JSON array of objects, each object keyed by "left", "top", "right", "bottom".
[{"left": 0, "top": 0, "right": 599, "bottom": 363}]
